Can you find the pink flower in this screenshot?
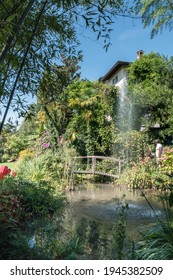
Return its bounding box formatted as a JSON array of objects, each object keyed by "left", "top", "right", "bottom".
[
  {"left": 42, "top": 142, "right": 50, "bottom": 148},
  {"left": 12, "top": 171, "right": 17, "bottom": 177},
  {"left": 0, "top": 165, "right": 11, "bottom": 175}
]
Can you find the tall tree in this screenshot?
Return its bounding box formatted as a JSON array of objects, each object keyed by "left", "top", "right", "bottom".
[
  {"left": 37, "top": 76, "right": 118, "bottom": 155},
  {"left": 37, "top": 54, "right": 81, "bottom": 140},
  {"left": 127, "top": 52, "right": 173, "bottom": 139},
  {"left": 65, "top": 80, "right": 118, "bottom": 156}
]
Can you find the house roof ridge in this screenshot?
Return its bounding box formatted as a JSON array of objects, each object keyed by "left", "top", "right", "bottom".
[{"left": 99, "top": 60, "right": 132, "bottom": 82}]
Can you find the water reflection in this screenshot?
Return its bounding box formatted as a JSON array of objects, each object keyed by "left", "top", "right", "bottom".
[
  {"left": 66, "top": 184, "right": 163, "bottom": 225},
  {"left": 62, "top": 184, "right": 164, "bottom": 259}
]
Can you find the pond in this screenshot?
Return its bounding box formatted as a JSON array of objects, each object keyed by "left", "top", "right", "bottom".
[
  {"left": 62, "top": 183, "right": 164, "bottom": 259},
  {"left": 65, "top": 183, "right": 163, "bottom": 230}
]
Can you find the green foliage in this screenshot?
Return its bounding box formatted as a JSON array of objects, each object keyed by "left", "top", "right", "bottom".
[
  {"left": 118, "top": 157, "right": 173, "bottom": 190},
  {"left": 0, "top": 0, "right": 127, "bottom": 121},
  {"left": 0, "top": 120, "right": 33, "bottom": 162},
  {"left": 16, "top": 143, "right": 78, "bottom": 187},
  {"left": 128, "top": 52, "right": 169, "bottom": 86},
  {"left": 37, "top": 56, "right": 82, "bottom": 141},
  {"left": 160, "top": 147, "right": 173, "bottom": 175},
  {"left": 17, "top": 156, "right": 47, "bottom": 182},
  {"left": 136, "top": 191, "right": 173, "bottom": 260},
  {"left": 0, "top": 175, "right": 67, "bottom": 259},
  {"left": 37, "top": 78, "right": 118, "bottom": 157},
  {"left": 111, "top": 203, "right": 129, "bottom": 259},
  {"left": 1, "top": 133, "right": 28, "bottom": 162},
  {"left": 114, "top": 130, "right": 145, "bottom": 164},
  {"left": 0, "top": 176, "right": 66, "bottom": 218},
  {"left": 65, "top": 80, "right": 118, "bottom": 156},
  {"left": 126, "top": 160, "right": 156, "bottom": 189},
  {"left": 127, "top": 52, "right": 173, "bottom": 139},
  {"left": 133, "top": 0, "right": 173, "bottom": 38},
  {"left": 18, "top": 104, "right": 40, "bottom": 137}
]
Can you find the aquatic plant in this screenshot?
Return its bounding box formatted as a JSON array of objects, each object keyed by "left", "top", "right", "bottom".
[
  {"left": 110, "top": 203, "right": 129, "bottom": 260},
  {"left": 136, "top": 191, "right": 173, "bottom": 260}
]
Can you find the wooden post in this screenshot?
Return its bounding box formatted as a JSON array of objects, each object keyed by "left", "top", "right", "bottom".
[
  {"left": 68, "top": 157, "right": 76, "bottom": 191},
  {"left": 118, "top": 160, "right": 121, "bottom": 174},
  {"left": 92, "top": 157, "right": 96, "bottom": 174}
]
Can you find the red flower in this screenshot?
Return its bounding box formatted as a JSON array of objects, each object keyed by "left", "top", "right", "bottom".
[
  {"left": 12, "top": 171, "right": 17, "bottom": 177},
  {"left": 0, "top": 165, "right": 11, "bottom": 180}
]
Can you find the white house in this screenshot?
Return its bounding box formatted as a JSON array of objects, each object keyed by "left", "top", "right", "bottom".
[
  {"left": 99, "top": 60, "right": 131, "bottom": 90},
  {"left": 99, "top": 50, "right": 144, "bottom": 90},
  {"left": 99, "top": 50, "right": 145, "bottom": 131}
]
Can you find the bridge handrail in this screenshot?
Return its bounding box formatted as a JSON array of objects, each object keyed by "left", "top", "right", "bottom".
[{"left": 74, "top": 156, "right": 123, "bottom": 162}]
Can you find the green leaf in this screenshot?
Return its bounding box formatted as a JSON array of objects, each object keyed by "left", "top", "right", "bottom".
[{"left": 168, "top": 192, "right": 173, "bottom": 207}]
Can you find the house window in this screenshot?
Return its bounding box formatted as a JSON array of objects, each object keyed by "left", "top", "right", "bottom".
[{"left": 112, "top": 75, "right": 118, "bottom": 85}]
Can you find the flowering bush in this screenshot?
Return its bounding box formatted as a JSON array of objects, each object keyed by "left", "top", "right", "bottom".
[
  {"left": 117, "top": 157, "right": 171, "bottom": 189},
  {"left": 12, "top": 172, "right": 17, "bottom": 177},
  {"left": 160, "top": 147, "right": 173, "bottom": 175},
  {"left": 31, "top": 131, "right": 51, "bottom": 158},
  {"left": 38, "top": 131, "right": 50, "bottom": 150},
  {"left": 0, "top": 176, "right": 66, "bottom": 259},
  {"left": 19, "top": 148, "right": 33, "bottom": 160}
]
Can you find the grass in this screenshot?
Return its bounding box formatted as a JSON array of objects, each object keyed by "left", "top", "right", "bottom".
[{"left": 0, "top": 161, "right": 18, "bottom": 170}]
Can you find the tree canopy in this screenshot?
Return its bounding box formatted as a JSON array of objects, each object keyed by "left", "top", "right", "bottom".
[
  {"left": 127, "top": 52, "right": 173, "bottom": 139},
  {"left": 37, "top": 66, "right": 118, "bottom": 155},
  {"left": 133, "top": 0, "right": 173, "bottom": 38},
  {"left": 0, "top": 0, "right": 128, "bottom": 131}
]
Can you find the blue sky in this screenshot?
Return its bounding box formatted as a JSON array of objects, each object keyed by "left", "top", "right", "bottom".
[
  {"left": 4, "top": 15, "right": 173, "bottom": 125},
  {"left": 78, "top": 15, "right": 172, "bottom": 81}
]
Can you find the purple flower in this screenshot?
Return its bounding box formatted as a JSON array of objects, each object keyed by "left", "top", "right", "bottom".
[{"left": 42, "top": 142, "right": 50, "bottom": 148}]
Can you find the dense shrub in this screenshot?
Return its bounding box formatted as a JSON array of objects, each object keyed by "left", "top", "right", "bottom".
[
  {"left": 0, "top": 133, "right": 28, "bottom": 162},
  {"left": 0, "top": 176, "right": 67, "bottom": 259},
  {"left": 160, "top": 147, "right": 173, "bottom": 176},
  {"left": 17, "top": 144, "right": 78, "bottom": 187},
  {"left": 117, "top": 157, "right": 172, "bottom": 190}
]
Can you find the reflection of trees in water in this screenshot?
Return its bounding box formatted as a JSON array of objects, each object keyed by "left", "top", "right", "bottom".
[
  {"left": 74, "top": 217, "right": 109, "bottom": 259},
  {"left": 73, "top": 216, "right": 133, "bottom": 259},
  {"left": 87, "top": 221, "right": 101, "bottom": 258}
]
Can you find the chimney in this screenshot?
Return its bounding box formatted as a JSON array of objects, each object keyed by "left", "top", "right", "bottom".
[{"left": 137, "top": 50, "right": 144, "bottom": 59}]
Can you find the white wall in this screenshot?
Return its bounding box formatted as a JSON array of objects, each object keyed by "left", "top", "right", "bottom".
[{"left": 106, "top": 67, "right": 128, "bottom": 90}]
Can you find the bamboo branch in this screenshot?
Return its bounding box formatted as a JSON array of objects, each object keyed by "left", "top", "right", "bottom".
[
  {"left": 0, "top": 0, "right": 36, "bottom": 63},
  {"left": 0, "top": 0, "right": 48, "bottom": 133}
]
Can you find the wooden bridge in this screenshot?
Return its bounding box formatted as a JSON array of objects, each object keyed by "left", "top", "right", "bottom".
[{"left": 69, "top": 156, "right": 123, "bottom": 179}]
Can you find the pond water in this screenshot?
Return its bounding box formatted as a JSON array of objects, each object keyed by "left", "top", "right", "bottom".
[
  {"left": 62, "top": 183, "right": 165, "bottom": 259},
  {"left": 64, "top": 183, "right": 164, "bottom": 237}
]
